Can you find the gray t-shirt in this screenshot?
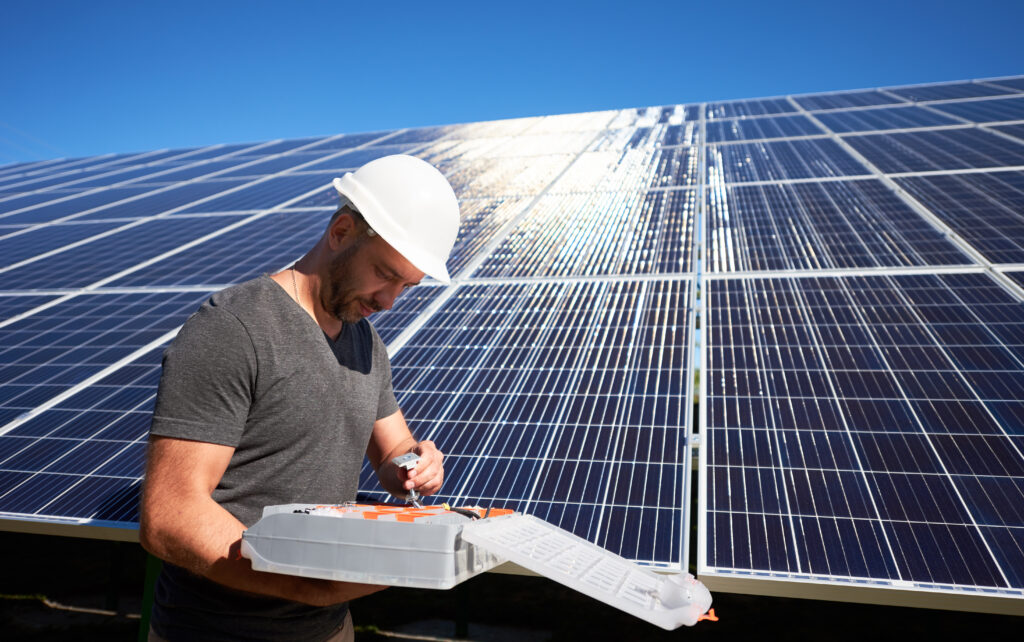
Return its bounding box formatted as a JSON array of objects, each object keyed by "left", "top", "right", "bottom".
[{"left": 149, "top": 275, "right": 399, "bottom": 641}]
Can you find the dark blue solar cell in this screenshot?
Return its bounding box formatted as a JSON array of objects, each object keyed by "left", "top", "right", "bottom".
[
  {"left": 989, "top": 77, "right": 1024, "bottom": 92},
  {"left": 896, "top": 172, "right": 1024, "bottom": 264},
  {"left": 847, "top": 129, "right": 1024, "bottom": 173},
  {"left": 705, "top": 115, "right": 823, "bottom": 142},
  {"left": 0, "top": 186, "right": 155, "bottom": 224},
  {"left": 816, "top": 106, "right": 958, "bottom": 132},
  {"left": 0, "top": 295, "right": 60, "bottom": 323},
  {"left": 889, "top": 82, "right": 1013, "bottom": 102},
  {"left": 0, "top": 220, "right": 125, "bottom": 267},
  {"left": 794, "top": 90, "right": 907, "bottom": 111},
  {"left": 125, "top": 159, "right": 255, "bottom": 184},
  {"left": 2, "top": 217, "right": 233, "bottom": 290},
  {"left": 178, "top": 174, "right": 335, "bottom": 212},
  {"left": 302, "top": 131, "right": 396, "bottom": 151},
  {"left": 930, "top": 97, "right": 1024, "bottom": 123},
  {"left": 299, "top": 145, "right": 421, "bottom": 172},
  {"left": 707, "top": 138, "right": 868, "bottom": 182},
  {"left": 75, "top": 180, "right": 248, "bottom": 220},
  {"left": 706, "top": 179, "right": 970, "bottom": 271},
  {"left": 214, "top": 153, "right": 339, "bottom": 178},
  {"left": 109, "top": 211, "right": 328, "bottom": 287},
  {"left": 706, "top": 98, "right": 796, "bottom": 119},
  {"left": 992, "top": 123, "right": 1024, "bottom": 143}
]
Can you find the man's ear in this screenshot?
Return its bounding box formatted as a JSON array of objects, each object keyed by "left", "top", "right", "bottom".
[{"left": 327, "top": 211, "right": 359, "bottom": 250}]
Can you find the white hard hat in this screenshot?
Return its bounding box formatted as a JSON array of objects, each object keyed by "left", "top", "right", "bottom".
[{"left": 332, "top": 155, "right": 460, "bottom": 284}]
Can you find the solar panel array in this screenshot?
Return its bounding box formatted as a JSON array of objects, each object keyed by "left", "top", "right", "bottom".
[{"left": 1, "top": 76, "right": 1023, "bottom": 613}]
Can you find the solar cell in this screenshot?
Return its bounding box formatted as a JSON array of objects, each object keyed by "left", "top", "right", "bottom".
[
  {"left": 177, "top": 174, "right": 336, "bottom": 213},
  {"left": 0, "top": 216, "right": 235, "bottom": 290},
  {"left": 0, "top": 292, "right": 210, "bottom": 429},
  {"left": 888, "top": 82, "right": 1014, "bottom": 102},
  {"left": 360, "top": 278, "right": 694, "bottom": 565},
  {"left": 989, "top": 77, "right": 1024, "bottom": 92},
  {"left": 475, "top": 189, "right": 696, "bottom": 277},
  {"left": 706, "top": 179, "right": 973, "bottom": 272},
  {"left": 0, "top": 186, "right": 154, "bottom": 224},
  {"left": 993, "top": 124, "right": 1024, "bottom": 142},
  {"left": 107, "top": 211, "right": 328, "bottom": 287},
  {"left": 929, "top": 97, "right": 1024, "bottom": 124},
  {"left": 705, "top": 115, "right": 823, "bottom": 142},
  {"left": 124, "top": 160, "right": 257, "bottom": 184},
  {"left": 0, "top": 295, "right": 60, "bottom": 324},
  {"left": 896, "top": 172, "right": 1024, "bottom": 264},
  {"left": 793, "top": 91, "right": 906, "bottom": 111},
  {"left": 815, "top": 106, "right": 958, "bottom": 133},
  {"left": 706, "top": 139, "right": 869, "bottom": 183},
  {"left": 369, "top": 286, "right": 447, "bottom": 345},
  {"left": 0, "top": 221, "right": 126, "bottom": 268},
  {"left": 301, "top": 131, "right": 394, "bottom": 151},
  {"left": 0, "top": 346, "right": 166, "bottom": 525},
  {"left": 1004, "top": 271, "right": 1024, "bottom": 290},
  {"left": 845, "top": 129, "right": 1024, "bottom": 174},
  {"left": 0, "top": 190, "right": 86, "bottom": 215},
  {"left": 702, "top": 272, "right": 1024, "bottom": 599},
  {"left": 706, "top": 98, "right": 797, "bottom": 119}
]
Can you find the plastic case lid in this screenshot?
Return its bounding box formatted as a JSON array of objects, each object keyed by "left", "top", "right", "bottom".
[{"left": 462, "top": 513, "right": 713, "bottom": 630}]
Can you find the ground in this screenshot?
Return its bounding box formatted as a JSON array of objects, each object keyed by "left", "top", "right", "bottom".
[{"left": 0, "top": 530, "right": 1015, "bottom": 641}]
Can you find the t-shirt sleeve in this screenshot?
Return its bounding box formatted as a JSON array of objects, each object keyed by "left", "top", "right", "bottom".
[
  {"left": 150, "top": 305, "right": 257, "bottom": 447},
  {"left": 371, "top": 325, "right": 400, "bottom": 421}
]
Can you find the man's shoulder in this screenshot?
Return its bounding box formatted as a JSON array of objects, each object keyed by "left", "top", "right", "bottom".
[{"left": 208, "top": 276, "right": 281, "bottom": 313}]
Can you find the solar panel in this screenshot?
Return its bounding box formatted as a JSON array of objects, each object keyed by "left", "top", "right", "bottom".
[
  {"left": 989, "top": 77, "right": 1024, "bottom": 92},
  {"left": 895, "top": 172, "right": 1024, "bottom": 264},
  {"left": 705, "top": 179, "right": 973, "bottom": 271},
  {"left": 793, "top": 90, "right": 906, "bottom": 111},
  {"left": 844, "top": 129, "right": 1024, "bottom": 174},
  {"left": 705, "top": 115, "right": 823, "bottom": 142},
  {"left": 814, "top": 105, "right": 959, "bottom": 133},
  {"left": 929, "top": 97, "right": 1024, "bottom": 124},
  {"left": 3, "top": 76, "right": 1024, "bottom": 616},
  {"left": 361, "top": 278, "right": 695, "bottom": 566},
  {"left": 707, "top": 138, "right": 869, "bottom": 183},
  {"left": 700, "top": 272, "right": 1024, "bottom": 603},
  {"left": 888, "top": 82, "right": 1014, "bottom": 102}
]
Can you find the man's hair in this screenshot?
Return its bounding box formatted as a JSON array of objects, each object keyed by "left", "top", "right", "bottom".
[{"left": 329, "top": 204, "right": 370, "bottom": 231}]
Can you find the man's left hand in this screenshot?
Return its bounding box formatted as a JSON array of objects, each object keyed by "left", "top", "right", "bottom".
[{"left": 403, "top": 440, "right": 444, "bottom": 496}]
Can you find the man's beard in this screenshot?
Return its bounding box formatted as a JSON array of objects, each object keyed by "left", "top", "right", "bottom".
[{"left": 321, "top": 239, "right": 379, "bottom": 323}]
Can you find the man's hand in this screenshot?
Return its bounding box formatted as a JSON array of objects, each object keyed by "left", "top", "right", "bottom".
[
  {"left": 367, "top": 410, "right": 445, "bottom": 499},
  {"left": 402, "top": 440, "right": 444, "bottom": 496}
]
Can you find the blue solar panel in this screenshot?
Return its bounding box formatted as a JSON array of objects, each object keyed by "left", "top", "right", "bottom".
[
  {"left": 475, "top": 188, "right": 697, "bottom": 277},
  {"left": 369, "top": 286, "right": 447, "bottom": 345},
  {"left": 0, "top": 187, "right": 153, "bottom": 223},
  {"left": 360, "top": 278, "right": 694, "bottom": 565},
  {"left": 930, "top": 97, "right": 1024, "bottom": 123},
  {"left": 0, "top": 221, "right": 126, "bottom": 267},
  {"left": 0, "top": 190, "right": 85, "bottom": 214},
  {"left": 895, "top": 172, "right": 1024, "bottom": 264},
  {"left": 214, "top": 152, "right": 341, "bottom": 178},
  {"left": 815, "top": 106, "right": 959, "bottom": 132},
  {"left": 108, "top": 211, "right": 328, "bottom": 287},
  {"left": 177, "top": 174, "right": 336, "bottom": 213},
  {"left": 124, "top": 160, "right": 257, "bottom": 185},
  {"left": 993, "top": 124, "right": 1024, "bottom": 143},
  {"left": 74, "top": 180, "right": 249, "bottom": 221},
  {"left": 707, "top": 139, "right": 869, "bottom": 183},
  {"left": 706, "top": 98, "right": 797, "bottom": 119},
  {"left": 1005, "top": 271, "right": 1024, "bottom": 290},
  {"left": 0, "top": 346, "right": 166, "bottom": 524},
  {"left": 845, "top": 129, "right": 1024, "bottom": 174},
  {"left": 299, "top": 145, "right": 423, "bottom": 172},
  {"left": 0, "top": 292, "right": 210, "bottom": 425},
  {"left": 705, "top": 115, "right": 823, "bottom": 142},
  {"left": 990, "top": 77, "right": 1024, "bottom": 92},
  {"left": 1, "top": 217, "right": 235, "bottom": 290},
  {"left": 0, "top": 295, "right": 60, "bottom": 323},
  {"left": 706, "top": 179, "right": 973, "bottom": 271},
  {"left": 301, "top": 131, "right": 393, "bottom": 151},
  {"left": 793, "top": 91, "right": 906, "bottom": 111},
  {"left": 703, "top": 272, "right": 1024, "bottom": 597},
  {"left": 889, "top": 82, "right": 1014, "bottom": 102}
]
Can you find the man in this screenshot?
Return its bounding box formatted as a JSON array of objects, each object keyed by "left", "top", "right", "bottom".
[{"left": 140, "top": 155, "right": 461, "bottom": 641}]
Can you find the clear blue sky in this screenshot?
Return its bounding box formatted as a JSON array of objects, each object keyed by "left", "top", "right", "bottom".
[{"left": 1, "top": 0, "right": 1021, "bottom": 164}]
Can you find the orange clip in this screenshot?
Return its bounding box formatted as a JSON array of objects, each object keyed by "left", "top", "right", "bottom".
[{"left": 697, "top": 608, "right": 718, "bottom": 623}]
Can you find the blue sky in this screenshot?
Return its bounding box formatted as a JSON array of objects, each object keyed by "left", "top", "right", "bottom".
[{"left": 1, "top": 0, "right": 1021, "bottom": 164}]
